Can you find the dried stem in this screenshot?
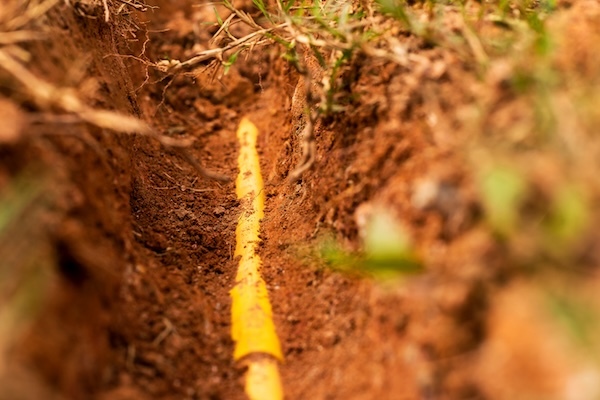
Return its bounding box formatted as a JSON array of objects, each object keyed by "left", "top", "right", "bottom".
[{"left": 160, "top": 24, "right": 287, "bottom": 73}]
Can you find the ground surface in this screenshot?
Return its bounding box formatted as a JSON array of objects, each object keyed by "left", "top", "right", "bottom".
[{"left": 2, "top": 0, "right": 600, "bottom": 399}]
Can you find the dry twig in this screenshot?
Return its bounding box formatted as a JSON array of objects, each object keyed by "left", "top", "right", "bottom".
[{"left": 156, "top": 25, "right": 285, "bottom": 74}]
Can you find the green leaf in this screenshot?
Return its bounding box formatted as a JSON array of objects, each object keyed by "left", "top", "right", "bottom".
[
  {"left": 545, "top": 290, "right": 597, "bottom": 351},
  {"left": 282, "top": 0, "right": 295, "bottom": 13},
  {"left": 252, "top": 0, "right": 271, "bottom": 21},
  {"left": 363, "top": 207, "right": 422, "bottom": 275},
  {"left": 223, "top": 50, "right": 241, "bottom": 75},
  {"left": 479, "top": 165, "right": 527, "bottom": 235},
  {"left": 546, "top": 185, "right": 589, "bottom": 244},
  {"left": 213, "top": 6, "right": 223, "bottom": 26},
  {"left": 375, "top": 0, "right": 412, "bottom": 28}
]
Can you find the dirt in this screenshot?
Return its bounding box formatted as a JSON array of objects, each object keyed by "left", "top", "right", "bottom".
[{"left": 2, "top": 0, "right": 600, "bottom": 399}]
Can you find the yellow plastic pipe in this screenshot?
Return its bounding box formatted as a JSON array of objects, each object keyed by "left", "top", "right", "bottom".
[{"left": 231, "top": 117, "right": 284, "bottom": 399}]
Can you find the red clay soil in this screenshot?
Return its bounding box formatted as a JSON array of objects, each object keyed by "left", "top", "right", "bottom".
[
  {"left": 3, "top": 0, "right": 600, "bottom": 399},
  {"left": 0, "top": 1, "right": 501, "bottom": 399}
]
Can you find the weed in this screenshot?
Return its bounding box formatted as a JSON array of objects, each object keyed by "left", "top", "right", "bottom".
[
  {"left": 319, "top": 207, "right": 422, "bottom": 279},
  {"left": 477, "top": 164, "right": 527, "bottom": 237}
]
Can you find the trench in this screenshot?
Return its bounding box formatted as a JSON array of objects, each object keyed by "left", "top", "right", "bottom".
[{"left": 1, "top": 1, "right": 496, "bottom": 399}]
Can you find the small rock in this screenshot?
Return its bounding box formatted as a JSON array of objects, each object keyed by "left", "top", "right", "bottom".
[
  {"left": 412, "top": 178, "right": 460, "bottom": 217},
  {"left": 143, "top": 232, "right": 168, "bottom": 253},
  {"left": 213, "top": 206, "right": 225, "bottom": 216},
  {"left": 193, "top": 98, "right": 218, "bottom": 120},
  {"left": 174, "top": 208, "right": 190, "bottom": 220},
  {"left": 0, "top": 98, "right": 25, "bottom": 144}
]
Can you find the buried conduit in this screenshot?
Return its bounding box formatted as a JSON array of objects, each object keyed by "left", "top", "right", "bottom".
[{"left": 231, "top": 117, "right": 284, "bottom": 399}]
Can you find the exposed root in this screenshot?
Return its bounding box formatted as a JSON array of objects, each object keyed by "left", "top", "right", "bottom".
[
  {"left": 64, "top": 0, "right": 154, "bottom": 22},
  {"left": 287, "top": 109, "right": 318, "bottom": 182},
  {"left": 1, "top": 0, "right": 228, "bottom": 183},
  {"left": 2, "top": 0, "right": 61, "bottom": 31},
  {"left": 287, "top": 47, "right": 322, "bottom": 183},
  {"left": 155, "top": 2, "right": 286, "bottom": 75},
  {"left": 175, "top": 148, "right": 232, "bottom": 183},
  {"left": 0, "top": 31, "right": 45, "bottom": 45},
  {"left": 156, "top": 26, "right": 282, "bottom": 74},
  {"left": 0, "top": 48, "right": 230, "bottom": 182}
]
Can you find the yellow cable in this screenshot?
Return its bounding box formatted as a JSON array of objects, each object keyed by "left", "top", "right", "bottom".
[{"left": 231, "top": 117, "right": 284, "bottom": 399}]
